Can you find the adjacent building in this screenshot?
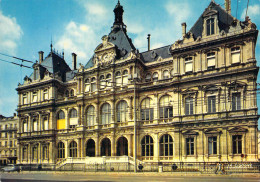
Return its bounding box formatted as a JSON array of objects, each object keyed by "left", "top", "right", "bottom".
[
  {"left": 16, "top": 0, "right": 259, "bottom": 168},
  {"left": 0, "top": 114, "right": 18, "bottom": 165}
]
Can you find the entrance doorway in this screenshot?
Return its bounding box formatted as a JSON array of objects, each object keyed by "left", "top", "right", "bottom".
[
  {"left": 116, "top": 137, "right": 128, "bottom": 156},
  {"left": 101, "top": 138, "right": 111, "bottom": 156},
  {"left": 86, "top": 139, "right": 95, "bottom": 157}
]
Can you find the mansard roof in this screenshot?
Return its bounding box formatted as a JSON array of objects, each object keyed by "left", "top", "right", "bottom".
[
  {"left": 189, "top": 1, "right": 235, "bottom": 39},
  {"left": 140, "top": 45, "right": 172, "bottom": 63},
  {"left": 40, "top": 51, "right": 71, "bottom": 75}
]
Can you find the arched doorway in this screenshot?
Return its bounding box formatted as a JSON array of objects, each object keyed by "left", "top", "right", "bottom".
[
  {"left": 101, "top": 138, "right": 111, "bottom": 156},
  {"left": 116, "top": 137, "right": 128, "bottom": 156},
  {"left": 86, "top": 139, "right": 95, "bottom": 157}
]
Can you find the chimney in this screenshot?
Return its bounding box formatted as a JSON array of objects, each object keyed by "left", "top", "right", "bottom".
[
  {"left": 38, "top": 51, "right": 44, "bottom": 64},
  {"left": 72, "top": 53, "right": 77, "bottom": 70},
  {"left": 147, "top": 34, "right": 151, "bottom": 51},
  {"left": 225, "top": 0, "right": 231, "bottom": 14},
  {"left": 182, "top": 22, "right": 187, "bottom": 38}
]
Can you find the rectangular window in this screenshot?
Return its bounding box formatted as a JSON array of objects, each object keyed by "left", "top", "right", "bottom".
[
  {"left": 206, "top": 18, "right": 215, "bottom": 36},
  {"left": 44, "top": 119, "right": 48, "bottom": 130},
  {"left": 91, "top": 83, "right": 97, "bottom": 92},
  {"left": 186, "top": 138, "right": 194, "bottom": 155},
  {"left": 85, "top": 84, "right": 90, "bottom": 92},
  {"left": 208, "top": 137, "right": 217, "bottom": 155},
  {"left": 122, "top": 76, "right": 128, "bottom": 85},
  {"left": 185, "top": 97, "right": 194, "bottom": 115},
  {"left": 23, "top": 94, "right": 27, "bottom": 104},
  {"left": 33, "top": 120, "right": 38, "bottom": 131},
  {"left": 32, "top": 92, "right": 37, "bottom": 102},
  {"left": 43, "top": 90, "right": 48, "bottom": 100},
  {"left": 208, "top": 96, "right": 216, "bottom": 113},
  {"left": 207, "top": 52, "right": 215, "bottom": 69},
  {"left": 185, "top": 57, "right": 193, "bottom": 72},
  {"left": 116, "top": 77, "right": 122, "bottom": 87},
  {"left": 232, "top": 135, "right": 242, "bottom": 154},
  {"left": 22, "top": 148, "right": 27, "bottom": 160},
  {"left": 141, "top": 109, "right": 153, "bottom": 121},
  {"left": 231, "top": 47, "right": 240, "bottom": 64},
  {"left": 232, "top": 93, "right": 241, "bottom": 111}
]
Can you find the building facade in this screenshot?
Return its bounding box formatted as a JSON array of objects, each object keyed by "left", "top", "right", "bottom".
[
  {"left": 0, "top": 114, "right": 18, "bottom": 165},
  {"left": 16, "top": 1, "right": 259, "bottom": 167}
]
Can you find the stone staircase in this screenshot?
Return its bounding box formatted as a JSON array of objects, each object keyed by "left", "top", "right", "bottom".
[{"left": 55, "top": 156, "right": 144, "bottom": 169}]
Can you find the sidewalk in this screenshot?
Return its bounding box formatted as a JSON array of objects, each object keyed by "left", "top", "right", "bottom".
[{"left": 20, "top": 170, "right": 260, "bottom": 178}]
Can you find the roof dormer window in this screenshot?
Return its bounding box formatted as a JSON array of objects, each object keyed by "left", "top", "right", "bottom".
[{"left": 206, "top": 18, "right": 215, "bottom": 36}]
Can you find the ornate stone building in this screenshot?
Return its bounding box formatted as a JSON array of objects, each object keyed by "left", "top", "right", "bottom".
[
  {"left": 16, "top": 0, "right": 259, "bottom": 168},
  {"left": 0, "top": 114, "right": 18, "bottom": 165}
]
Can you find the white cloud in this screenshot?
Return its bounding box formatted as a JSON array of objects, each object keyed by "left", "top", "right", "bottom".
[
  {"left": 55, "top": 1, "right": 112, "bottom": 66},
  {"left": 0, "top": 11, "right": 23, "bottom": 55},
  {"left": 241, "top": 5, "right": 260, "bottom": 21},
  {"left": 84, "top": 3, "right": 107, "bottom": 16},
  {"left": 132, "top": 1, "right": 191, "bottom": 52}
]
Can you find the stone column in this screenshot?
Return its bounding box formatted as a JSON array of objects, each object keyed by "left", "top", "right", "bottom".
[{"left": 154, "top": 133, "right": 159, "bottom": 162}]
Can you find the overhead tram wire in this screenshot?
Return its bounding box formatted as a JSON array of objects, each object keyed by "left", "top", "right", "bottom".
[
  {"left": 0, "top": 58, "right": 33, "bottom": 69},
  {"left": 0, "top": 52, "right": 34, "bottom": 63}
]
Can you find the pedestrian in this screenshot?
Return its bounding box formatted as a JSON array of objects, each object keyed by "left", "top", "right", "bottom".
[{"left": 215, "top": 162, "right": 224, "bottom": 174}]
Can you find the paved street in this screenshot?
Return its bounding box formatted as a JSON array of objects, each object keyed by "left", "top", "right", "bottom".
[{"left": 0, "top": 172, "right": 259, "bottom": 182}]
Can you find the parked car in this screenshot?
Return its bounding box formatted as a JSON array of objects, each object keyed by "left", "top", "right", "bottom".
[{"left": 1, "top": 164, "right": 20, "bottom": 172}]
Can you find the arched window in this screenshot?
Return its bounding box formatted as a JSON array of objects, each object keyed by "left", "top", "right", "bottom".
[
  {"left": 57, "top": 110, "right": 65, "bottom": 119},
  {"left": 65, "top": 90, "right": 69, "bottom": 97},
  {"left": 163, "top": 70, "right": 169, "bottom": 79},
  {"left": 159, "top": 134, "right": 173, "bottom": 157},
  {"left": 141, "top": 98, "right": 153, "bottom": 121},
  {"left": 141, "top": 135, "right": 154, "bottom": 158},
  {"left": 115, "top": 71, "right": 121, "bottom": 86},
  {"left": 69, "top": 109, "right": 78, "bottom": 128},
  {"left": 145, "top": 74, "right": 151, "bottom": 82},
  {"left": 69, "top": 141, "right": 77, "bottom": 157},
  {"left": 91, "top": 77, "right": 97, "bottom": 92},
  {"left": 70, "top": 89, "right": 74, "bottom": 97},
  {"left": 86, "top": 105, "right": 95, "bottom": 126},
  {"left": 100, "top": 75, "right": 106, "bottom": 89},
  {"left": 85, "top": 78, "right": 90, "bottom": 92},
  {"left": 43, "top": 146, "right": 48, "bottom": 160},
  {"left": 117, "top": 100, "right": 128, "bottom": 122},
  {"left": 152, "top": 72, "right": 158, "bottom": 81},
  {"left": 57, "top": 110, "right": 66, "bottom": 130},
  {"left": 57, "top": 142, "right": 65, "bottom": 158},
  {"left": 106, "top": 74, "right": 112, "bottom": 87},
  {"left": 70, "top": 109, "right": 77, "bottom": 118},
  {"left": 159, "top": 95, "right": 173, "bottom": 119},
  {"left": 122, "top": 70, "right": 128, "bottom": 85},
  {"left": 101, "top": 103, "right": 111, "bottom": 125}
]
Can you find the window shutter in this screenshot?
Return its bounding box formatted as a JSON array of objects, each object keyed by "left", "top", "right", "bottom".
[
  {"left": 150, "top": 108, "right": 154, "bottom": 120},
  {"left": 185, "top": 62, "right": 193, "bottom": 72},
  {"left": 159, "top": 107, "right": 163, "bottom": 118},
  {"left": 190, "top": 98, "right": 194, "bottom": 115},
  {"left": 231, "top": 53, "right": 240, "bottom": 63},
  {"left": 208, "top": 57, "right": 215, "bottom": 67}
]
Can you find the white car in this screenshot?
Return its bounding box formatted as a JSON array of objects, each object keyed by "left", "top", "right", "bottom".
[{"left": 2, "top": 164, "right": 20, "bottom": 172}]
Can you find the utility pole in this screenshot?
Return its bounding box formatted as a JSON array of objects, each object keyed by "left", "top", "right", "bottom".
[{"left": 134, "top": 80, "right": 137, "bottom": 172}]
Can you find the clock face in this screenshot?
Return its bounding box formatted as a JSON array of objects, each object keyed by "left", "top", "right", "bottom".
[{"left": 102, "top": 53, "right": 109, "bottom": 62}]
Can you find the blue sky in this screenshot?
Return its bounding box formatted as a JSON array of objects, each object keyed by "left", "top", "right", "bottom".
[{"left": 0, "top": 0, "right": 259, "bottom": 120}]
